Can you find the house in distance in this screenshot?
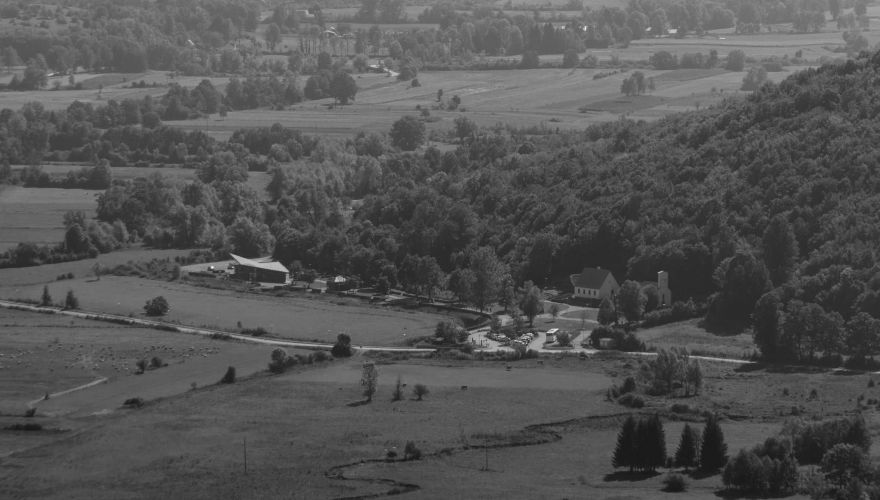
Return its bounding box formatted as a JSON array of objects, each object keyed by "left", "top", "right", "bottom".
[
  {"left": 229, "top": 254, "right": 291, "bottom": 285},
  {"left": 570, "top": 267, "right": 620, "bottom": 303}
]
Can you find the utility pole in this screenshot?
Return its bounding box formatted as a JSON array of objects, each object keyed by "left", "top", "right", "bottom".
[{"left": 243, "top": 437, "right": 248, "bottom": 474}]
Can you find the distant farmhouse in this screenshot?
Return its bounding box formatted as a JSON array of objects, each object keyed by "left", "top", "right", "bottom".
[
  {"left": 229, "top": 254, "right": 290, "bottom": 285},
  {"left": 570, "top": 267, "right": 620, "bottom": 302}
]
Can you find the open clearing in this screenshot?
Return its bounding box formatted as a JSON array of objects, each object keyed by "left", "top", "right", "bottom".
[
  {"left": 0, "top": 307, "right": 284, "bottom": 419},
  {"left": 0, "top": 186, "right": 99, "bottom": 252},
  {"left": 637, "top": 319, "right": 757, "bottom": 359},
  {"left": 1, "top": 353, "right": 877, "bottom": 499},
  {"left": 1, "top": 275, "right": 450, "bottom": 346}
]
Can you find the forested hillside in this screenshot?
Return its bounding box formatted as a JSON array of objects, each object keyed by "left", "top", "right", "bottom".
[{"left": 5, "top": 51, "right": 880, "bottom": 363}]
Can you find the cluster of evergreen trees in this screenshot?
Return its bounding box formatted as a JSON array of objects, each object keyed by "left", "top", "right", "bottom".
[{"left": 612, "top": 414, "right": 727, "bottom": 473}]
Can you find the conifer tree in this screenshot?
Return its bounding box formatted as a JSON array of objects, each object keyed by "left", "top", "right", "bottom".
[
  {"left": 642, "top": 414, "right": 667, "bottom": 471},
  {"left": 700, "top": 414, "right": 728, "bottom": 472},
  {"left": 675, "top": 423, "right": 700, "bottom": 470},
  {"left": 41, "top": 285, "right": 52, "bottom": 306},
  {"left": 613, "top": 415, "right": 638, "bottom": 471}
]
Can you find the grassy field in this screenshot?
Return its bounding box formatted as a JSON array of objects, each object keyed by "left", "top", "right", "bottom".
[
  {"left": 0, "top": 186, "right": 100, "bottom": 252},
  {"left": 0, "top": 307, "right": 283, "bottom": 415},
  {"left": 637, "top": 319, "right": 758, "bottom": 359},
  {"left": 1, "top": 352, "right": 877, "bottom": 499},
  {"left": 169, "top": 65, "right": 795, "bottom": 140},
  {"left": 1, "top": 275, "right": 450, "bottom": 346}
]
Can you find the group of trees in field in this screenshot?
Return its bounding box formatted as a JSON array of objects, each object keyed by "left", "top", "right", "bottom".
[
  {"left": 613, "top": 414, "right": 727, "bottom": 473},
  {"left": 613, "top": 411, "right": 875, "bottom": 497},
  {"left": 723, "top": 415, "right": 875, "bottom": 497}
]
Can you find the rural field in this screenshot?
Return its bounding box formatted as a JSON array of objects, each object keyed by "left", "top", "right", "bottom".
[
  {"left": 169, "top": 65, "right": 800, "bottom": 140},
  {"left": 1, "top": 351, "right": 877, "bottom": 499},
  {"left": 0, "top": 186, "right": 100, "bottom": 252},
  {"left": 0, "top": 275, "right": 452, "bottom": 346}
]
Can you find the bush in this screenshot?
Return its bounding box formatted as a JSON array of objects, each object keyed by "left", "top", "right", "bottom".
[
  {"left": 404, "top": 441, "right": 422, "bottom": 460},
  {"left": 621, "top": 376, "right": 637, "bottom": 394},
  {"left": 313, "top": 350, "right": 330, "bottom": 362},
  {"left": 268, "top": 348, "right": 291, "bottom": 373},
  {"left": 149, "top": 356, "right": 163, "bottom": 368},
  {"left": 242, "top": 327, "right": 268, "bottom": 337},
  {"left": 617, "top": 393, "right": 645, "bottom": 408},
  {"left": 64, "top": 290, "right": 79, "bottom": 310},
  {"left": 331, "top": 333, "right": 353, "bottom": 357},
  {"left": 135, "top": 359, "right": 147, "bottom": 374},
  {"left": 413, "top": 383, "right": 429, "bottom": 400},
  {"left": 5, "top": 423, "right": 43, "bottom": 431},
  {"left": 143, "top": 296, "right": 169, "bottom": 316},
  {"left": 122, "top": 397, "right": 144, "bottom": 408},
  {"left": 663, "top": 473, "right": 688, "bottom": 492},
  {"left": 220, "top": 366, "right": 236, "bottom": 384}
]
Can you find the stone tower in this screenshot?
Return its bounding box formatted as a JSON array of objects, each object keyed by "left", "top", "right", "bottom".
[{"left": 658, "top": 270, "right": 672, "bottom": 307}]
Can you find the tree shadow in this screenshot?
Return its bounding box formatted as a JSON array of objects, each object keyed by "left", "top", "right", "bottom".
[
  {"left": 603, "top": 470, "right": 661, "bottom": 482},
  {"left": 688, "top": 469, "right": 719, "bottom": 480},
  {"left": 734, "top": 362, "right": 766, "bottom": 373},
  {"left": 347, "top": 399, "right": 371, "bottom": 407},
  {"left": 698, "top": 318, "right": 750, "bottom": 337}
]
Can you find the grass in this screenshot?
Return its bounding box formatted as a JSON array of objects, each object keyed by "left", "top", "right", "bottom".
[
  {"left": 0, "top": 186, "right": 99, "bottom": 252},
  {"left": 637, "top": 318, "right": 756, "bottom": 359},
  {"left": 1, "top": 275, "right": 451, "bottom": 346},
  {"left": 2, "top": 352, "right": 875, "bottom": 499}
]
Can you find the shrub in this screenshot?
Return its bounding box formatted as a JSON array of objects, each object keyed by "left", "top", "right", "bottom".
[
  {"left": 220, "top": 366, "right": 236, "bottom": 384},
  {"left": 5, "top": 423, "right": 43, "bottom": 431},
  {"left": 617, "top": 393, "right": 645, "bottom": 408},
  {"left": 331, "top": 333, "right": 353, "bottom": 357},
  {"left": 268, "top": 348, "right": 290, "bottom": 373},
  {"left": 64, "top": 290, "right": 79, "bottom": 310},
  {"left": 404, "top": 441, "right": 421, "bottom": 460},
  {"left": 663, "top": 473, "right": 688, "bottom": 492},
  {"left": 556, "top": 331, "right": 572, "bottom": 346},
  {"left": 144, "top": 296, "right": 169, "bottom": 316},
  {"left": 123, "top": 397, "right": 144, "bottom": 408},
  {"left": 242, "top": 327, "right": 268, "bottom": 337},
  {"left": 135, "top": 359, "right": 147, "bottom": 374},
  {"left": 621, "top": 376, "right": 637, "bottom": 394},
  {"left": 149, "top": 356, "right": 163, "bottom": 368},
  {"left": 413, "top": 383, "right": 429, "bottom": 401},
  {"left": 313, "top": 350, "right": 330, "bottom": 362}
]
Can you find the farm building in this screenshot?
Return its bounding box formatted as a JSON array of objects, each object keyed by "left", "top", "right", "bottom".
[
  {"left": 229, "top": 254, "right": 290, "bottom": 284},
  {"left": 570, "top": 267, "right": 619, "bottom": 302}
]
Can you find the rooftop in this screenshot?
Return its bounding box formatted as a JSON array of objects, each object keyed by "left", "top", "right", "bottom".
[
  {"left": 229, "top": 254, "right": 290, "bottom": 274},
  {"left": 570, "top": 267, "right": 612, "bottom": 289}
]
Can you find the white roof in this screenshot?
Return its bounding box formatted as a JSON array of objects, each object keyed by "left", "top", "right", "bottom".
[{"left": 229, "top": 254, "right": 289, "bottom": 274}]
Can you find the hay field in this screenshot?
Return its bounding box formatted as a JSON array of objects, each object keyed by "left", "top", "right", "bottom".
[
  {"left": 2, "top": 276, "right": 450, "bottom": 346},
  {"left": 0, "top": 186, "right": 99, "bottom": 252},
  {"left": 170, "top": 65, "right": 795, "bottom": 139}
]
